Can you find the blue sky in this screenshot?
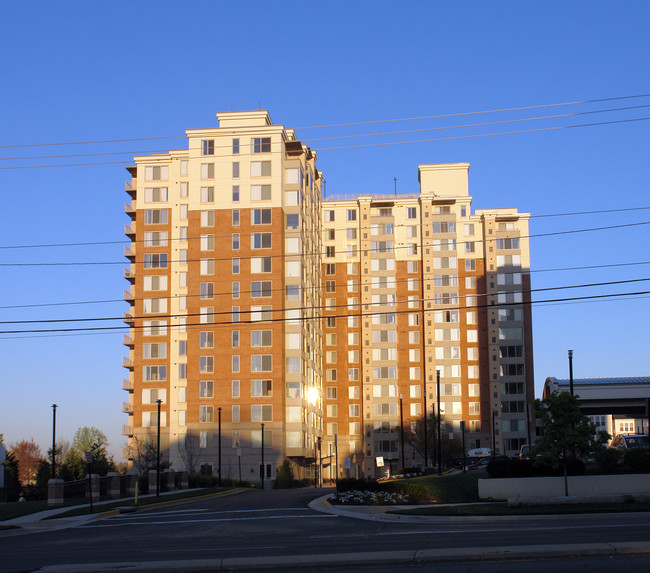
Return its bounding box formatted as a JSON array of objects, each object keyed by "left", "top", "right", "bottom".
[{"left": 1, "top": 1, "right": 648, "bottom": 458}]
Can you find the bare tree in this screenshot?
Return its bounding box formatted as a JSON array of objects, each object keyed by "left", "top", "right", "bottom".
[{"left": 178, "top": 431, "right": 201, "bottom": 474}]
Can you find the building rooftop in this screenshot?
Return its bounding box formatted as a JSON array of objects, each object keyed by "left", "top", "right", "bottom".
[{"left": 546, "top": 376, "right": 650, "bottom": 387}]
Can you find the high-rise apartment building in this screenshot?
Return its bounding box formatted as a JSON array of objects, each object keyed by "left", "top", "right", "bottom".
[
  {"left": 320, "top": 164, "right": 533, "bottom": 478},
  {"left": 122, "top": 111, "right": 533, "bottom": 483},
  {"left": 123, "top": 111, "right": 324, "bottom": 480}
]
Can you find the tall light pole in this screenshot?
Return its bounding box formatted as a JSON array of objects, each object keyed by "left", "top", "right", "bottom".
[
  {"left": 217, "top": 407, "right": 222, "bottom": 485},
  {"left": 423, "top": 386, "right": 428, "bottom": 467},
  {"left": 399, "top": 394, "right": 405, "bottom": 471},
  {"left": 436, "top": 370, "right": 442, "bottom": 475},
  {"left": 492, "top": 409, "right": 498, "bottom": 458},
  {"left": 260, "top": 423, "right": 265, "bottom": 489},
  {"left": 568, "top": 350, "right": 574, "bottom": 396},
  {"left": 51, "top": 404, "right": 57, "bottom": 479},
  {"left": 156, "top": 399, "right": 161, "bottom": 497}
]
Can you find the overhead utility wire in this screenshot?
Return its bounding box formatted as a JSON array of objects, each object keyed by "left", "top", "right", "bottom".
[
  {"left": 4, "top": 103, "right": 649, "bottom": 161},
  {"left": 0, "top": 206, "right": 648, "bottom": 251},
  {"left": 3, "top": 116, "right": 648, "bottom": 170},
  {"left": 1, "top": 277, "right": 647, "bottom": 326},
  {"left": 1, "top": 220, "right": 648, "bottom": 267},
  {"left": 2, "top": 93, "right": 647, "bottom": 150},
  {"left": 3, "top": 260, "right": 649, "bottom": 311},
  {"left": 0, "top": 289, "right": 648, "bottom": 336}
]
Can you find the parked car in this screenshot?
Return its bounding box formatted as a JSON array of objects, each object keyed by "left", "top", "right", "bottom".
[
  {"left": 609, "top": 434, "right": 649, "bottom": 449},
  {"left": 465, "top": 455, "right": 510, "bottom": 471}
]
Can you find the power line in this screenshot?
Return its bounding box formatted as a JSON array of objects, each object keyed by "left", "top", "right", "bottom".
[
  {"left": 2, "top": 93, "right": 647, "bottom": 150},
  {"left": 1, "top": 220, "right": 648, "bottom": 267},
  {"left": 0, "top": 206, "right": 647, "bottom": 251},
  {"left": 0, "top": 288, "right": 647, "bottom": 336},
  {"left": 1, "top": 276, "right": 647, "bottom": 326}
]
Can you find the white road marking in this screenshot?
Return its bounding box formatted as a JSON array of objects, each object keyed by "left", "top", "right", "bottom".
[
  {"left": 110, "top": 507, "right": 312, "bottom": 520},
  {"left": 83, "top": 514, "right": 339, "bottom": 528}
]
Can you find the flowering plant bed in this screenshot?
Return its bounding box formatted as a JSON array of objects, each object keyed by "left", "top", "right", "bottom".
[{"left": 330, "top": 490, "right": 410, "bottom": 505}]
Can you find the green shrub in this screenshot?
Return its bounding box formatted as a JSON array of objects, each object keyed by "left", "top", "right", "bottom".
[
  {"left": 380, "top": 480, "right": 429, "bottom": 502},
  {"left": 274, "top": 460, "right": 296, "bottom": 489},
  {"left": 594, "top": 448, "right": 621, "bottom": 473},
  {"left": 336, "top": 478, "right": 380, "bottom": 493},
  {"left": 486, "top": 458, "right": 513, "bottom": 478},
  {"left": 624, "top": 448, "right": 650, "bottom": 472}
]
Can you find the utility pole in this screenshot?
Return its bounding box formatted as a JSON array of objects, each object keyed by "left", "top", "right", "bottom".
[
  {"left": 156, "top": 399, "right": 161, "bottom": 497},
  {"left": 568, "top": 350, "right": 574, "bottom": 396},
  {"left": 436, "top": 370, "right": 442, "bottom": 476},
  {"left": 51, "top": 404, "right": 57, "bottom": 479},
  {"left": 218, "top": 407, "right": 222, "bottom": 486},
  {"left": 399, "top": 394, "right": 405, "bottom": 471}
]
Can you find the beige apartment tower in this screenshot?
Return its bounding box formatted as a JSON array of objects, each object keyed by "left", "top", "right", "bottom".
[{"left": 122, "top": 111, "right": 533, "bottom": 483}]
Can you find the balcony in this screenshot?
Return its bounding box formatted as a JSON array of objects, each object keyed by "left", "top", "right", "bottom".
[
  {"left": 125, "top": 201, "right": 136, "bottom": 220},
  {"left": 122, "top": 378, "right": 134, "bottom": 391},
  {"left": 121, "top": 424, "right": 133, "bottom": 436},
  {"left": 124, "top": 267, "right": 135, "bottom": 283},
  {"left": 121, "top": 447, "right": 132, "bottom": 460},
  {"left": 125, "top": 180, "right": 136, "bottom": 198},
  {"left": 123, "top": 288, "right": 135, "bottom": 303},
  {"left": 122, "top": 356, "right": 134, "bottom": 369},
  {"left": 122, "top": 334, "right": 134, "bottom": 348},
  {"left": 124, "top": 245, "right": 136, "bottom": 262},
  {"left": 122, "top": 402, "right": 133, "bottom": 414},
  {"left": 123, "top": 312, "right": 134, "bottom": 326},
  {"left": 124, "top": 223, "right": 135, "bottom": 239}
]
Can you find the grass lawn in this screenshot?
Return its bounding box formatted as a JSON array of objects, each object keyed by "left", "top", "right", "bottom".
[
  {"left": 0, "top": 487, "right": 237, "bottom": 522},
  {"left": 389, "top": 501, "right": 650, "bottom": 516},
  {"left": 403, "top": 471, "right": 484, "bottom": 503}
]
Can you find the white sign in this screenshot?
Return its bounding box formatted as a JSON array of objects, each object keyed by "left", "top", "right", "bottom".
[{"left": 376, "top": 456, "right": 384, "bottom": 467}]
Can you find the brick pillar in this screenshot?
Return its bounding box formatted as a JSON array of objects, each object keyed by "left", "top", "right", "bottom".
[
  {"left": 124, "top": 471, "right": 138, "bottom": 497},
  {"left": 148, "top": 470, "right": 158, "bottom": 493},
  {"left": 47, "top": 479, "right": 64, "bottom": 506},
  {"left": 164, "top": 469, "right": 176, "bottom": 491},
  {"left": 177, "top": 470, "right": 188, "bottom": 490},
  {"left": 107, "top": 472, "right": 121, "bottom": 499}
]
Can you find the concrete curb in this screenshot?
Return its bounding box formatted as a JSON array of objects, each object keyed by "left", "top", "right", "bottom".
[{"left": 33, "top": 542, "right": 650, "bottom": 572}]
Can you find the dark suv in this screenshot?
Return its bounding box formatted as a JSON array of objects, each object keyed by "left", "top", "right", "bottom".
[{"left": 609, "top": 434, "right": 649, "bottom": 449}]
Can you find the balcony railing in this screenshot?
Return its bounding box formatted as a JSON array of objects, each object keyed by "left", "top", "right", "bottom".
[
  {"left": 121, "top": 424, "right": 133, "bottom": 436},
  {"left": 121, "top": 447, "right": 132, "bottom": 460},
  {"left": 122, "top": 378, "right": 133, "bottom": 391},
  {"left": 122, "top": 402, "right": 133, "bottom": 414},
  {"left": 124, "top": 246, "right": 135, "bottom": 261},
  {"left": 123, "top": 289, "right": 135, "bottom": 302},
  {"left": 122, "top": 356, "right": 134, "bottom": 369},
  {"left": 124, "top": 223, "right": 135, "bottom": 238},
  {"left": 124, "top": 202, "right": 136, "bottom": 219},
  {"left": 124, "top": 267, "right": 135, "bottom": 282},
  {"left": 123, "top": 312, "right": 134, "bottom": 325},
  {"left": 122, "top": 334, "right": 134, "bottom": 347},
  {"left": 125, "top": 180, "right": 136, "bottom": 198}
]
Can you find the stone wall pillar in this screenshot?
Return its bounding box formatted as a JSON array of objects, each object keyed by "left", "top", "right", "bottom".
[
  {"left": 47, "top": 479, "right": 64, "bottom": 506},
  {"left": 107, "top": 472, "right": 121, "bottom": 499},
  {"left": 85, "top": 474, "right": 100, "bottom": 502},
  {"left": 177, "top": 470, "right": 188, "bottom": 490},
  {"left": 148, "top": 470, "right": 159, "bottom": 494},
  {"left": 164, "top": 469, "right": 175, "bottom": 491},
  {"left": 124, "top": 471, "right": 138, "bottom": 497}
]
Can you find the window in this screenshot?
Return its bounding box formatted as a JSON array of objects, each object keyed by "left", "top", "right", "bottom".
[
  {"left": 200, "top": 332, "right": 214, "bottom": 348},
  {"left": 407, "top": 207, "right": 417, "bottom": 219},
  {"left": 251, "top": 281, "right": 272, "bottom": 297},
  {"left": 347, "top": 209, "right": 357, "bottom": 221},
  {"left": 143, "top": 320, "right": 167, "bottom": 336},
  {"left": 143, "top": 298, "right": 167, "bottom": 314},
  {"left": 201, "top": 211, "right": 214, "bottom": 227},
  {"left": 143, "top": 365, "right": 166, "bottom": 381},
  {"left": 325, "top": 264, "right": 335, "bottom": 275},
  {"left": 252, "top": 233, "right": 272, "bottom": 249},
  {"left": 286, "top": 214, "right": 299, "bottom": 229},
  {"left": 251, "top": 330, "right": 272, "bottom": 346},
  {"left": 232, "top": 258, "right": 240, "bottom": 274},
  {"left": 232, "top": 138, "right": 239, "bottom": 154},
  {"left": 142, "top": 343, "right": 167, "bottom": 358},
  {"left": 179, "top": 204, "right": 188, "bottom": 220},
  {"left": 251, "top": 404, "right": 273, "bottom": 422},
  {"left": 144, "top": 231, "right": 168, "bottom": 247},
  {"left": 201, "top": 164, "right": 214, "bottom": 179},
  {"left": 252, "top": 209, "right": 272, "bottom": 225},
  {"left": 232, "top": 330, "right": 239, "bottom": 348},
  {"left": 199, "top": 406, "right": 214, "bottom": 423},
  {"left": 232, "top": 282, "right": 240, "bottom": 299},
  {"left": 251, "top": 257, "right": 272, "bottom": 273},
  {"left": 201, "top": 140, "right": 214, "bottom": 155},
  {"left": 143, "top": 187, "right": 168, "bottom": 202},
  {"left": 200, "top": 356, "right": 214, "bottom": 373},
  {"left": 200, "top": 259, "right": 214, "bottom": 275},
  {"left": 432, "top": 221, "right": 456, "bottom": 233},
  {"left": 232, "top": 306, "right": 240, "bottom": 323},
  {"left": 231, "top": 185, "right": 240, "bottom": 202},
  {"left": 180, "top": 161, "right": 188, "bottom": 176},
  {"left": 251, "top": 137, "right": 271, "bottom": 153},
  {"left": 347, "top": 228, "right": 357, "bottom": 240},
  {"left": 251, "top": 380, "right": 272, "bottom": 397},
  {"left": 349, "top": 404, "right": 360, "bottom": 417},
  {"left": 144, "top": 166, "right": 168, "bottom": 181},
  {"left": 232, "top": 405, "right": 240, "bottom": 423},
  {"left": 325, "top": 210, "right": 335, "bottom": 222},
  {"left": 251, "top": 355, "right": 272, "bottom": 372},
  {"left": 326, "top": 387, "right": 338, "bottom": 399},
  {"left": 232, "top": 209, "right": 240, "bottom": 226},
  {"left": 200, "top": 186, "right": 214, "bottom": 202},
  {"left": 200, "top": 381, "right": 214, "bottom": 398},
  {"left": 144, "top": 209, "right": 168, "bottom": 224},
  {"left": 251, "top": 161, "right": 271, "bottom": 176},
  {"left": 496, "top": 238, "right": 520, "bottom": 250},
  {"left": 232, "top": 162, "right": 239, "bottom": 178},
  {"left": 251, "top": 185, "right": 271, "bottom": 201},
  {"left": 232, "top": 355, "right": 240, "bottom": 372},
  {"left": 143, "top": 253, "right": 168, "bottom": 269}
]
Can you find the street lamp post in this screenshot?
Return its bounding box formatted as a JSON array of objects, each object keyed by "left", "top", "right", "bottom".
[
  {"left": 317, "top": 437, "right": 322, "bottom": 488},
  {"left": 260, "top": 423, "right": 265, "bottom": 489},
  {"left": 218, "top": 407, "right": 222, "bottom": 486},
  {"left": 568, "top": 350, "right": 574, "bottom": 396},
  {"left": 399, "top": 394, "right": 405, "bottom": 471},
  {"left": 436, "top": 370, "right": 442, "bottom": 476},
  {"left": 51, "top": 404, "right": 57, "bottom": 479},
  {"left": 156, "top": 399, "right": 161, "bottom": 497},
  {"left": 423, "top": 387, "right": 428, "bottom": 468},
  {"left": 492, "top": 409, "right": 498, "bottom": 458}
]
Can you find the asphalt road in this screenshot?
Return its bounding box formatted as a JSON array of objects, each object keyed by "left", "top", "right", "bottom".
[{"left": 1, "top": 487, "right": 650, "bottom": 572}]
